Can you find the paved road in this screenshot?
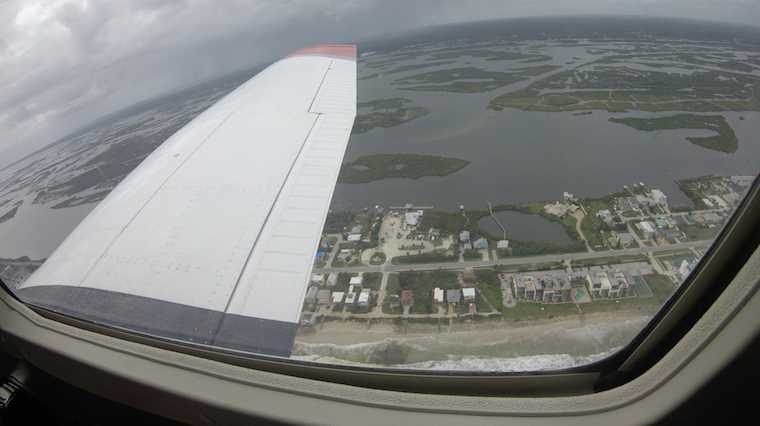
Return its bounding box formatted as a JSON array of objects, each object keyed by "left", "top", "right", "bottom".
[{"left": 315, "top": 239, "right": 713, "bottom": 275}]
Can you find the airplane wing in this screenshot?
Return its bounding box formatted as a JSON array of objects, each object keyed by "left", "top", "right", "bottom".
[{"left": 16, "top": 45, "right": 357, "bottom": 357}]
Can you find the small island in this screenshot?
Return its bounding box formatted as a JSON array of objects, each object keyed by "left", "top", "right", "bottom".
[
  {"left": 609, "top": 114, "right": 738, "bottom": 153},
  {"left": 352, "top": 98, "right": 429, "bottom": 134},
  {"left": 337, "top": 154, "right": 470, "bottom": 184}
]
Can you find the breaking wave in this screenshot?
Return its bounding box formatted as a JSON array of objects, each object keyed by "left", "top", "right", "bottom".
[{"left": 291, "top": 317, "right": 650, "bottom": 371}]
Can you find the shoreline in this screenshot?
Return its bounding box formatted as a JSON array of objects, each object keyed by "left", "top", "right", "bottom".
[{"left": 295, "top": 308, "right": 656, "bottom": 347}]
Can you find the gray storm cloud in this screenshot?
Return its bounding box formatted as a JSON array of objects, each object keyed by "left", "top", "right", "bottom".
[{"left": 0, "top": 0, "right": 758, "bottom": 168}]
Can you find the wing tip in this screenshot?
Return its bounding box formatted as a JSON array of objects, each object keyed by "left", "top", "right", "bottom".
[{"left": 282, "top": 45, "right": 357, "bottom": 60}]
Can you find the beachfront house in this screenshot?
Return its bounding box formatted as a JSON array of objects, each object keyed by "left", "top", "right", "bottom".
[
  {"left": 305, "top": 286, "right": 319, "bottom": 304},
  {"left": 446, "top": 289, "right": 461, "bottom": 306},
  {"left": 433, "top": 288, "right": 445, "bottom": 306},
  {"left": 358, "top": 288, "right": 371, "bottom": 308},
  {"left": 316, "top": 289, "right": 331, "bottom": 305}
]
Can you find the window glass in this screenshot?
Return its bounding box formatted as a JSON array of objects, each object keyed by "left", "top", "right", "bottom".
[{"left": 1, "top": 3, "right": 758, "bottom": 371}]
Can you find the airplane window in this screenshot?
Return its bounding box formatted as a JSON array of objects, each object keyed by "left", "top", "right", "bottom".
[{"left": 1, "top": 2, "right": 759, "bottom": 376}]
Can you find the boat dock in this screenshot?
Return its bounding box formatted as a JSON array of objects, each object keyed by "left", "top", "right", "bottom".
[{"left": 487, "top": 202, "right": 506, "bottom": 240}]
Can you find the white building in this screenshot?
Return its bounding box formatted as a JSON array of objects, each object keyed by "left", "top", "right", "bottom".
[
  {"left": 463, "top": 288, "right": 476, "bottom": 302},
  {"left": 651, "top": 189, "right": 668, "bottom": 207},
  {"left": 331, "top": 291, "right": 345, "bottom": 304},
  {"left": 345, "top": 292, "right": 356, "bottom": 305},
  {"left": 405, "top": 210, "right": 423, "bottom": 227},
  {"left": 433, "top": 287, "right": 445, "bottom": 305},
  {"left": 311, "top": 274, "right": 324, "bottom": 286},
  {"left": 637, "top": 221, "right": 657, "bottom": 238},
  {"left": 358, "top": 288, "right": 371, "bottom": 307},
  {"left": 731, "top": 175, "right": 755, "bottom": 187},
  {"left": 497, "top": 240, "right": 510, "bottom": 249},
  {"left": 349, "top": 276, "right": 363, "bottom": 286}
]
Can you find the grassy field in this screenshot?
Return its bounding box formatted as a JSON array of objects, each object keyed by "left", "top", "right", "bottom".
[
  {"left": 570, "top": 254, "right": 649, "bottom": 267},
  {"left": 338, "top": 154, "right": 470, "bottom": 184},
  {"left": 680, "top": 224, "right": 722, "bottom": 241},
  {"left": 609, "top": 114, "right": 738, "bottom": 153},
  {"left": 369, "top": 252, "right": 386, "bottom": 265}
]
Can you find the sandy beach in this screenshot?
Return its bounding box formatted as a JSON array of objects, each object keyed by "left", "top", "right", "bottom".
[{"left": 295, "top": 307, "right": 658, "bottom": 347}]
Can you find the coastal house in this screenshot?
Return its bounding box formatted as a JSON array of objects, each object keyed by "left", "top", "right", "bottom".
[
  {"left": 637, "top": 221, "right": 656, "bottom": 238},
  {"left": 311, "top": 274, "right": 324, "bottom": 286},
  {"left": 331, "top": 292, "right": 345, "bottom": 305},
  {"left": 358, "top": 288, "right": 371, "bottom": 308},
  {"left": 497, "top": 240, "right": 510, "bottom": 249},
  {"left": 390, "top": 295, "right": 400, "bottom": 308},
  {"left": 316, "top": 289, "right": 331, "bottom": 305},
  {"left": 596, "top": 210, "right": 614, "bottom": 225},
  {"left": 617, "top": 233, "right": 634, "bottom": 246},
  {"left": 326, "top": 273, "right": 338, "bottom": 287},
  {"left": 433, "top": 288, "right": 445, "bottom": 306},
  {"left": 703, "top": 212, "right": 724, "bottom": 224},
  {"left": 459, "top": 231, "right": 470, "bottom": 244},
  {"left": 472, "top": 237, "right": 489, "bottom": 250},
  {"left": 723, "top": 192, "right": 741, "bottom": 204},
  {"left": 304, "top": 286, "right": 319, "bottom": 304},
  {"left": 320, "top": 236, "right": 331, "bottom": 250},
  {"left": 349, "top": 276, "right": 363, "bottom": 287},
  {"left": 446, "top": 289, "right": 461, "bottom": 306},
  {"left": 462, "top": 271, "right": 475, "bottom": 283},
  {"left": 463, "top": 288, "right": 476, "bottom": 303},
  {"left": 663, "top": 228, "right": 681, "bottom": 239},
  {"left": 344, "top": 292, "right": 356, "bottom": 306},
  {"left": 651, "top": 189, "right": 668, "bottom": 207}
]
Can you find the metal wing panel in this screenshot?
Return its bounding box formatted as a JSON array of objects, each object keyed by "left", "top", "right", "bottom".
[
  {"left": 76, "top": 112, "right": 319, "bottom": 311},
  {"left": 17, "top": 46, "right": 357, "bottom": 356},
  {"left": 226, "top": 113, "right": 355, "bottom": 322}
]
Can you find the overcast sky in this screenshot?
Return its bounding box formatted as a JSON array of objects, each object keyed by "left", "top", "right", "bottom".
[{"left": 1, "top": 0, "right": 759, "bottom": 169}]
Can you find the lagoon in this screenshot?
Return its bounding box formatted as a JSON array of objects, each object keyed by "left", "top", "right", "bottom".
[{"left": 476, "top": 210, "right": 574, "bottom": 245}]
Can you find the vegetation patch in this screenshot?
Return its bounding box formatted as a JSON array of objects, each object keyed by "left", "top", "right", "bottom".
[
  {"left": 489, "top": 66, "right": 760, "bottom": 115},
  {"left": 322, "top": 211, "right": 356, "bottom": 234},
  {"left": 609, "top": 114, "right": 738, "bottom": 153},
  {"left": 392, "top": 63, "right": 560, "bottom": 93},
  {"left": 51, "top": 191, "right": 110, "bottom": 209},
  {"left": 359, "top": 61, "right": 457, "bottom": 80},
  {"left": 0, "top": 201, "right": 23, "bottom": 224},
  {"left": 397, "top": 269, "right": 461, "bottom": 314},
  {"left": 352, "top": 98, "right": 429, "bottom": 134},
  {"left": 338, "top": 154, "right": 470, "bottom": 184}
]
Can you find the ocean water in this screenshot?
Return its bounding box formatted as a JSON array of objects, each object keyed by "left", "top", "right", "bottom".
[{"left": 291, "top": 317, "right": 650, "bottom": 371}]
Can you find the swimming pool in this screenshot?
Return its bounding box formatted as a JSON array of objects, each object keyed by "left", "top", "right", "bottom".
[{"left": 574, "top": 289, "right": 586, "bottom": 303}]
